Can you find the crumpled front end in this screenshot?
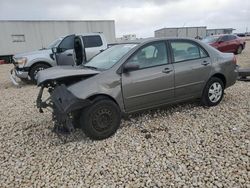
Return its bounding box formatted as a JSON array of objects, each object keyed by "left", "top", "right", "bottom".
[{"left": 36, "top": 84, "right": 91, "bottom": 133}]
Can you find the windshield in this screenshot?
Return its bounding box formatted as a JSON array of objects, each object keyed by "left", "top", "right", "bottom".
[
  {"left": 47, "top": 38, "right": 62, "bottom": 49},
  {"left": 84, "top": 44, "right": 138, "bottom": 70},
  {"left": 202, "top": 36, "right": 220, "bottom": 43}
]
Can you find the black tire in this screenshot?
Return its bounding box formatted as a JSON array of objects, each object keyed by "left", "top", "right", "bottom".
[
  {"left": 80, "top": 99, "right": 121, "bottom": 140},
  {"left": 201, "top": 77, "right": 224, "bottom": 107},
  {"left": 30, "top": 63, "right": 50, "bottom": 83},
  {"left": 236, "top": 45, "right": 243, "bottom": 54}
]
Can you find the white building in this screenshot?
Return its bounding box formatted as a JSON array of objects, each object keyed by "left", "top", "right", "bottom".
[
  {"left": 155, "top": 26, "right": 207, "bottom": 39},
  {"left": 0, "top": 20, "right": 116, "bottom": 57},
  {"left": 116, "top": 34, "right": 137, "bottom": 42},
  {"left": 206, "top": 28, "right": 235, "bottom": 36}
]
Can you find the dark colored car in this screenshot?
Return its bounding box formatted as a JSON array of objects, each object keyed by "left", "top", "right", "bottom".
[
  {"left": 202, "top": 34, "right": 246, "bottom": 54},
  {"left": 36, "top": 38, "right": 238, "bottom": 140}
]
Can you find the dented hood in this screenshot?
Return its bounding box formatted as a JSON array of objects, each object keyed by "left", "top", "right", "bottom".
[{"left": 37, "top": 66, "right": 100, "bottom": 86}]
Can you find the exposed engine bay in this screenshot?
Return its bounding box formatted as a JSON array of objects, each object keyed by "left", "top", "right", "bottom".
[{"left": 36, "top": 68, "right": 98, "bottom": 134}]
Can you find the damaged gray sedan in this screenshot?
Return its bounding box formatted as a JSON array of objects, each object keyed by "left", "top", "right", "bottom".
[{"left": 36, "top": 38, "right": 238, "bottom": 140}]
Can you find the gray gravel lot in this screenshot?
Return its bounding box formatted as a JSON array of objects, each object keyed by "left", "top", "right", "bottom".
[
  {"left": 236, "top": 40, "right": 250, "bottom": 68},
  {"left": 0, "top": 45, "right": 250, "bottom": 187}
]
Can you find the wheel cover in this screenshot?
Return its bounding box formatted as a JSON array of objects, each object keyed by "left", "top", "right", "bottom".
[
  {"left": 208, "top": 82, "right": 222, "bottom": 103},
  {"left": 92, "top": 107, "right": 113, "bottom": 132}
]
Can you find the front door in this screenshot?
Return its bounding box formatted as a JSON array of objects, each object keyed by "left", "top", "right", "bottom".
[
  {"left": 169, "top": 40, "right": 212, "bottom": 100},
  {"left": 122, "top": 41, "right": 175, "bottom": 112},
  {"left": 56, "top": 35, "right": 75, "bottom": 65}
]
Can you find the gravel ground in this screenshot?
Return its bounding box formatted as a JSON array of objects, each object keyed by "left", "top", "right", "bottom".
[
  {"left": 236, "top": 40, "right": 250, "bottom": 68},
  {"left": 0, "top": 45, "right": 250, "bottom": 187}
]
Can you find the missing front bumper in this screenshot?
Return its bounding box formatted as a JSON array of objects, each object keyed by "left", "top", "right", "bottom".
[{"left": 36, "top": 84, "right": 91, "bottom": 132}]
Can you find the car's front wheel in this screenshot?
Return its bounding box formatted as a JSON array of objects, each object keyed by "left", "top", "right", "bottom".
[
  {"left": 80, "top": 98, "right": 121, "bottom": 140},
  {"left": 201, "top": 77, "right": 224, "bottom": 107}
]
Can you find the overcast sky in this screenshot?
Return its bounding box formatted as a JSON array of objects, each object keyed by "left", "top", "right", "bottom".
[{"left": 0, "top": 0, "right": 249, "bottom": 38}]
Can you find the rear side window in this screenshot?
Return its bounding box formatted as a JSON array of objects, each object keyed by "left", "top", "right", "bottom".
[
  {"left": 82, "top": 35, "right": 103, "bottom": 48},
  {"left": 170, "top": 41, "right": 208, "bottom": 62},
  {"left": 59, "top": 35, "right": 75, "bottom": 50},
  {"left": 200, "top": 48, "right": 208, "bottom": 58}
]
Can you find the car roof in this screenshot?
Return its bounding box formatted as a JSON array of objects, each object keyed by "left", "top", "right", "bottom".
[
  {"left": 209, "top": 34, "right": 236, "bottom": 37},
  {"left": 75, "top": 33, "right": 104, "bottom": 36},
  {"left": 111, "top": 37, "right": 201, "bottom": 45},
  {"left": 58, "top": 33, "right": 104, "bottom": 39}
]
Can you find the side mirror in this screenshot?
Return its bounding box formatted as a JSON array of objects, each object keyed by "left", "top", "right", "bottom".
[
  {"left": 52, "top": 47, "right": 58, "bottom": 53},
  {"left": 123, "top": 64, "right": 139, "bottom": 73}
]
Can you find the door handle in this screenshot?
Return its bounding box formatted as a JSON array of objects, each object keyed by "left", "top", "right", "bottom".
[
  {"left": 67, "top": 53, "right": 73, "bottom": 56},
  {"left": 162, "top": 68, "right": 173, "bottom": 74},
  {"left": 201, "top": 60, "right": 209, "bottom": 66}
]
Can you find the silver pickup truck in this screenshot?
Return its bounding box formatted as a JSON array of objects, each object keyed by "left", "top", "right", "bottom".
[{"left": 10, "top": 33, "right": 107, "bottom": 84}]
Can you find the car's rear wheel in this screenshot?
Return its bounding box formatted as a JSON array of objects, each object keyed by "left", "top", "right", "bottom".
[
  {"left": 236, "top": 45, "right": 243, "bottom": 54},
  {"left": 201, "top": 77, "right": 224, "bottom": 107},
  {"left": 80, "top": 99, "right": 121, "bottom": 140},
  {"left": 30, "top": 63, "right": 50, "bottom": 83}
]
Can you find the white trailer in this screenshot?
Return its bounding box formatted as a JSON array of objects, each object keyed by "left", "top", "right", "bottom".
[{"left": 0, "top": 20, "right": 116, "bottom": 57}]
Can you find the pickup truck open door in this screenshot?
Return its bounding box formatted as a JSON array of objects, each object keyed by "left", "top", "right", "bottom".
[
  {"left": 54, "top": 34, "right": 75, "bottom": 66},
  {"left": 73, "top": 35, "right": 86, "bottom": 66}
]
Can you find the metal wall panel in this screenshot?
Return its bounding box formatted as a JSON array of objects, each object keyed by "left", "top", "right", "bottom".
[
  {"left": 177, "top": 28, "right": 187, "bottom": 37},
  {"left": 0, "top": 20, "right": 115, "bottom": 55},
  {"left": 155, "top": 27, "right": 207, "bottom": 38}
]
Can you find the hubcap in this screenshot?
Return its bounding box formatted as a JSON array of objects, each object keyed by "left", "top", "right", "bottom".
[
  {"left": 92, "top": 107, "right": 113, "bottom": 132},
  {"left": 208, "top": 82, "right": 222, "bottom": 103}
]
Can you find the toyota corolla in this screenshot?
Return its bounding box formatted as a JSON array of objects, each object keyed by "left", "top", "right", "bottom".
[{"left": 36, "top": 38, "right": 238, "bottom": 140}]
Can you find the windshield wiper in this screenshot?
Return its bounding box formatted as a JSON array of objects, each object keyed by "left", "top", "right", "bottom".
[{"left": 83, "top": 65, "right": 98, "bottom": 70}]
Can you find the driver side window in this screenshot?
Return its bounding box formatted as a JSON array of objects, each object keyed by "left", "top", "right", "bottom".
[
  {"left": 127, "top": 42, "right": 168, "bottom": 69},
  {"left": 58, "top": 35, "right": 75, "bottom": 51}
]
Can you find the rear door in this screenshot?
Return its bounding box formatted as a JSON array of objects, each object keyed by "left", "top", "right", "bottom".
[
  {"left": 82, "top": 35, "right": 106, "bottom": 61},
  {"left": 169, "top": 40, "right": 212, "bottom": 100},
  {"left": 56, "top": 35, "right": 75, "bottom": 65},
  {"left": 121, "top": 41, "right": 174, "bottom": 112}
]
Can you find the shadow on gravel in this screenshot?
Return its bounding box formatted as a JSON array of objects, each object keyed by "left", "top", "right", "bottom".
[
  {"left": 44, "top": 127, "right": 89, "bottom": 145},
  {"left": 43, "top": 100, "right": 203, "bottom": 144},
  {"left": 120, "top": 100, "right": 202, "bottom": 139},
  {"left": 125, "top": 99, "right": 201, "bottom": 122}
]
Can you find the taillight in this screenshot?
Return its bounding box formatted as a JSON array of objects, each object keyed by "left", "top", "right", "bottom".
[{"left": 233, "top": 55, "right": 237, "bottom": 64}]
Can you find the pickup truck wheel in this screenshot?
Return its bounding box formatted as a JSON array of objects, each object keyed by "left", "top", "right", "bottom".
[
  {"left": 236, "top": 45, "right": 243, "bottom": 54},
  {"left": 20, "top": 78, "right": 32, "bottom": 84},
  {"left": 30, "top": 64, "right": 50, "bottom": 83},
  {"left": 201, "top": 77, "right": 224, "bottom": 107},
  {"left": 80, "top": 99, "right": 121, "bottom": 140}
]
